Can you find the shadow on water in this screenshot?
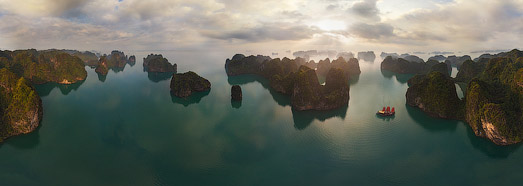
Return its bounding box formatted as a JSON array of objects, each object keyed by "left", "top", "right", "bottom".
[
  {"left": 406, "top": 105, "right": 458, "bottom": 132},
  {"left": 147, "top": 72, "right": 174, "bottom": 83},
  {"left": 34, "top": 80, "right": 86, "bottom": 97},
  {"left": 4, "top": 124, "right": 41, "bottom": 149},
  {"left": 291, "top": 105, "right": 348, "bottom": 130},
  {"left": 170, "top": 90, "right": 210, "bottom": 107},
  {"left": 231, "top": 100, "right": 242, "bottom": 109},
  {"left": 227, "top": 74, "right": 290, "bottom": 107},
  {"left": 380, "top": 70, "right": 414, "bottom": 84},
  {"left": 465, "top": 126, "right": 521, "bottom": 159},
  {"left": 97, "top": 73, "right": 107, "bottom": 82},
  {"left": 376, "top": 114, "right": 395, "bottom": 122}
]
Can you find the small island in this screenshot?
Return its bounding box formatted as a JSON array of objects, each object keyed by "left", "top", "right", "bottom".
[
  {"left": 0, "top": 68, "right": 43, "bottom": 142},
  {"left": 170, "top": 71, "right": 211, "bottom": 98},
  {"left": 143, "top": 54, "right": 177, "bottom": 73}
]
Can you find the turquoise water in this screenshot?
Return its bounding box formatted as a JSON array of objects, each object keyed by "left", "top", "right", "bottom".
[{"left": 0, "top": 51, "right": 521, "bottom": 185}]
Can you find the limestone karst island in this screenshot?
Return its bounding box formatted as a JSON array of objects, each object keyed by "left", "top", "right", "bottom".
[{"left": 0, "top": 0, "right": 522, "bottom": 185}]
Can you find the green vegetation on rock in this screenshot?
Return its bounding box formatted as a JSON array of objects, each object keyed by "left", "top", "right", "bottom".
[
  {"left": 0, "top": 68, "right": 43, "bottom": 142},
  {"left": 0, "top": 49, "right": 87, "bottom": 84},
  {"left": 406, "top": 71, "right": 464, "bottom": 119},
  {"left": 170, "top": 71, "right": 211, "bottom": 98}
]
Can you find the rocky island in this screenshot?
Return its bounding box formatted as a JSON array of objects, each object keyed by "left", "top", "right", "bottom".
[
  {"left": 95, "top": 50, "right": 135, "bottom": 76},
  {"left": 0, "top": 68, "right": 43, "bottom": 142},
  {"left": 0, "top": 49, "right": 87, "bottom": 84},
  {"left": 143, "top": 54, "right": 177, "bottom": 73},
  {"left": 170, "top": 71, "right": 211, "bottom": 98},
  {"left": 406, "top": 49, "right": 523, "bottom": 145},
  {"left": 225, "top": 54, "right": 356, "bottom": 111}
]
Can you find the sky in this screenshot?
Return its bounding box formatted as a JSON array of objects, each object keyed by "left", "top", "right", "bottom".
[{"left": 0, "top": 0, "right": 522, "bottom": 53}]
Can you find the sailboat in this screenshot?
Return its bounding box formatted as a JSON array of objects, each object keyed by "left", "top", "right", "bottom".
[{"left": 376, "top": 106, "right": 395, "bottom": 117}]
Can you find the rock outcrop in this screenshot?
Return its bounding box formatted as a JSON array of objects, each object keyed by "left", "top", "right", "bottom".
[
  {"left": 380, "top": 52, "right": 399, "bottom": 59},
  {"left": 406, "top": 71, "right": 464, "bottom": 119},
  {"left": 316, "top": 57, "right": 361, "bottom": 77},
  {"left": 381, "top": 56, "right": 432, "bottom": 74},
  {"left": 170, "top": 71, "right": 211, "bottom": 98},
  {"left": 428, "top": 55, "right": 446, "bottom": 62},
  {"left": 0, "top": 68, "right": 43, "bottom": 142},
  {"left": 357, "top": 51, "right": 376, "bottom": 62},
  {"left": 231, "top": 85, "right": 242, "bottom": 101},
  {"left": 446, "top": 55, "right": 472, "bottom": 69},
  {"left": 143, "top": 54, "right": 177, "bottom": 73},
  {"left": 455, "top": 60, "right": 487, "bottom": 82}
]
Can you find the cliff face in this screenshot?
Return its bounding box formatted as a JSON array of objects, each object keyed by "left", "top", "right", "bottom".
[
  {"left": 143, "top": 54, "right": 177, "bottom": 73},
  {"left": 170, "top": 71, "right": 211, "bottom": 98},
  {"left": 0, "top": 49, "right": 87, "bottom": 84},
  {"left": 0, "top": 68, "right": 43, "bottom": 142},
  {"left": 291, "top": 67, "right": 349, "bottom": 111},
  {"left": 406, "top": 72, "right": 464, "bottom": 119}
]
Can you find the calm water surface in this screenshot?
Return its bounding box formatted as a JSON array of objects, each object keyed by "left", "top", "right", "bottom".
[{"left": 0, "top": 51, "right": 521, "bottom": 185}]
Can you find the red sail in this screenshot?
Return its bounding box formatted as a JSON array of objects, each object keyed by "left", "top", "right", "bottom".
[
  {"left": 391, "top": 107, "right": 395, "bottom": 113},
  {"left": 382, "top": 107, "right": 386, "bottom": 111},
  {"left": 386, "top": 106, "right": 390, "bottom": 112}
]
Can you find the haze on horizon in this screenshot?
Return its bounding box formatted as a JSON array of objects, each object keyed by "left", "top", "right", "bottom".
[{"left": 0, "top": 0, "right": 521, "bottom": 54}]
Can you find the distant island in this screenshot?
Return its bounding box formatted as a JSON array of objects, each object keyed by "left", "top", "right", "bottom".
[
  {"left": 143, "top": 54, "right": 177, "bottom": 73},
  {"left": 381, "top": 56, "right": 449, "bottom": 75},
  {"left": 95, "top": 50, "right": 135, "bottom": 76},
  {"left": 406, "top": 49, "right": 523, "bottom": 145},
  {"left": 225, "top": 54, "right": 359, "bottom": 111}
]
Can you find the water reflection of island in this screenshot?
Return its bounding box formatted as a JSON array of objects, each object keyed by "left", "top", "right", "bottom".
[
  {"left": 170, "top": 90, "right": 210, "bottom": 107},
  {"left": 380, "top": 69, "right": 414, "bottom": 84},
  {"left": 227, "top": 74, "right": 348, "bottom": 129},
  {"left": 34, "top": 80, "right": 86, "bottom": 97},
  {"left": 147, "top": 72, "right": 174, "bottom": 83}
]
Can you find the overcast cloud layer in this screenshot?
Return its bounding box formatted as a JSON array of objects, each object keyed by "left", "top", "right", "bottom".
[{"left": 0, "top": 0, "right": 521, "bottom": 53}]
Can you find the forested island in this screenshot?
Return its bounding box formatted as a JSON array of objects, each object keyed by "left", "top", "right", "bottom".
[
  {"left": 406, "top": 49, "right": 523, "bottom": 145},
  {"left": 0, "top": 49, "right": 87, "bottom": 84},
  {"left": 225, "top": 54, "right": 359, "bottom": 111}
]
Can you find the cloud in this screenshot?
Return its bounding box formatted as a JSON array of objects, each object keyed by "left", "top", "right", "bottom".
[
  {"left": 349, "top": 22, "right": 394, "bottom": 39},
  {"left": 202, "top": 23, "right": 320, "bottom": 42},
  {"left": 0, "top": 0, "right": 90, "bottom": 17},
  {"left": 348, "top": 0, "right": 380, "bottom": 21}
]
